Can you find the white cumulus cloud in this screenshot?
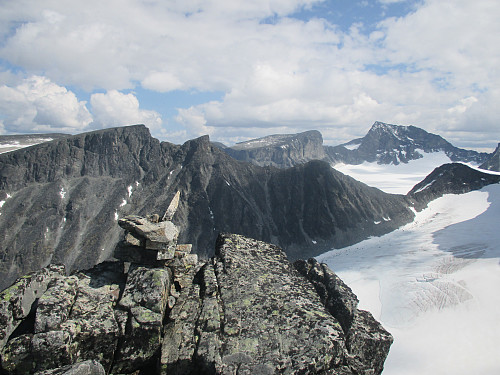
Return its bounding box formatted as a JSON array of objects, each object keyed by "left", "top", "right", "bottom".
[
  {"left": 0, "top": 76, "right": 92, "bottom": 133},
  {"left": 90, "top": 90, "right": 162, "bottom": 130}
]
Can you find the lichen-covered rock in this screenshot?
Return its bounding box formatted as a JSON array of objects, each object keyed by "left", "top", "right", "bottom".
[
  {"left": 112, "top": 265, "right": 173, "bottom": 373},
  {"left": 32, "top": 330, "right": 77, "bottom": 372},
  {"left": 1, "top": 334, "right": 34, "bottom": 374},
  {"left": 0, "top": 264, "right": 65, "bottom": 350},
  {"left": 119, "top": 265, "right": 172, "bottom": 315},
  {"left": 65, "top": 269, "right": 121, "bottom": 372},
  {"left": 35, "top": 276, "right": 78, "bottom": 333},
  {"left": 160, "top": 264, "right": 203, "bottom": 374},
  {"left": 0, "top": 230, "right": 392, "bottom": 375},
  {"left": 294, "top": 258, "right": 393, "bottom": 374},
  {"left": 213, "top": 234, "right": 347, "bottom": 374},
  {"left": 34, "top": 360, "right": 105, "bottom": 375},
  {"left": 347, "top": 310, "right": 393, "bottom": 375},
  {"left": 294, "top": 258, "right": 359, "bottom": 332}
]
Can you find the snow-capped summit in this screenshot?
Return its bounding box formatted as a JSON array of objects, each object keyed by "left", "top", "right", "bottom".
[{"left": 326, "top": 121, "right": 489, "bottom": 166}]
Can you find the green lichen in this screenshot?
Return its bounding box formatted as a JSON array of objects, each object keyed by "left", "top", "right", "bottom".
[{"left": 1, "top": 285, "right": 19, "bottom": 301}]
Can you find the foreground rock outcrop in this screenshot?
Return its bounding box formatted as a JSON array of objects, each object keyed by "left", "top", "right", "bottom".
[{"left": 0, "top": 208, "right": 392, "bottom": 374}]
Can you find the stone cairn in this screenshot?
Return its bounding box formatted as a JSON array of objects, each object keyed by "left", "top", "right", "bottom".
[{"left": 117, "top": 191, "right": 198, "bottom": 267}]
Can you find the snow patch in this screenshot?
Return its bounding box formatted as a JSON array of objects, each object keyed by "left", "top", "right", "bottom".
[
  {"left": 312, "top": 240, "right": 317, "bottom": 244},
  {"left": 120, "top": 199, "right": 127, "bottom": 207},
  {"left": 343, "top": 142, "right": 361, "bottom": 151},
  {"left": 225, "top": 180, "right": 231, "bottom": 186},
  {"left": 59, "top": 188, "right": 66, "bottom": 199},
  {"left": 414, "top": 180, "right": 436, "bottom": 194},
  {"left": 114, "top": 211, "right": 119, "bottom": 221},
  {"left": 127, "top": 185, "right": 133, "bottom": 197},
  {"left": 0, "top": 193, "right": 12, "bottom": 209}
]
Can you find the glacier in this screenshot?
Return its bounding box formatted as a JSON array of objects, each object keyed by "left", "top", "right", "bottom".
[
  {"left": 334, "top": 151, "right": 455, "bottom": 194},
  {"left": 318, "top": 183, "right": 500, "bottom": 374}
]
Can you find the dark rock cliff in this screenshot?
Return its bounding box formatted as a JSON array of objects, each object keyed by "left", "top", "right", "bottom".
[
  {"left": 407, "top": 163, "right": 500, "bottom": 210},
  {"left": 479, "top": 143, "right": 500, "bottom": 172},
  {"left": 0, "top": 125, "right": 414, "bottom": 289},
  {"left": 0, "top": 230, "right": 393, "bottom": 375}
]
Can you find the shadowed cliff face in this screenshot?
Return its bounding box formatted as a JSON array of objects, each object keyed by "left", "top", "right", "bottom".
[
  {"left": 480, "top": 143, "right": 500, "bottom": 172},
  {"left": 0, "top": 125, "right": 414, "bottom": 289}
]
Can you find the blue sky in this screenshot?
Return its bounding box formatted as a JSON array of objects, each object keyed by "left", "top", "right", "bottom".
[{"left": 0, "top": 0, "right": 499, "bottom": 150}]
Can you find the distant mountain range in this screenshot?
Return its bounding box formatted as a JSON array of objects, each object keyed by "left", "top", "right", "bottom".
[
  {"left": 0, "top": 133, "right": 69, "bottom": 154},
  {"left": 216, "top": 121, "right": 494, "bottom": 169},
  {"left": 0, "top": 123, "right": 498, "bottom": 290},
  {"left": 0, "top": 125, "right": 414, "bottom": 290}
]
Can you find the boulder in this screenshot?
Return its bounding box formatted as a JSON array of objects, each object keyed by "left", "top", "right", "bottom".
[
  {"left": 346, "top": 310, "right": 394, "bottom": 375},
  {"left": 0, "top": 264, "right": 65, "bottom": 350},
  {"left": 34, "top": 360, "right": 105, "bottom": 375},
  {"left": 112, "top": 265, "right": 173, "bottom": 373},
  {"left": 212, "top": 234, "right": 347, "bottom": 374},
  {"left": 35, "top": 276, "right": 78, "bottom": 333},
  {"left": 295, "top": 258, "right": 393, "bottom": 375}
]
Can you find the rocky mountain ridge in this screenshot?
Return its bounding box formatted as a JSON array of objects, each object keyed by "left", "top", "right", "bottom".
[
  {"left": 327, "top": 121, "right": 490, "bottom": 166},
  {"left": 408, "top": 163, "right": 500, "bottom": 210},
  {"left": 217, "top": 122, "right": 491, "bottom": 168},
  {"left": 0, "top": 125, "right": 414, "bottom": 290},
  {"left": 479, "top": 143, "right": 500, "bottom": 172},
  {"left": 219, "top": 130, "right": 326, "bottom": 168},
  {"left": 0, "top": 213, "right": 393, "bottom": 375}
]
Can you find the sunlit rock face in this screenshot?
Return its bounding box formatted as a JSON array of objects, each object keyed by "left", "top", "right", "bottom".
[{"left": 220, "top": 130, "right": 327, "bottom": 168}]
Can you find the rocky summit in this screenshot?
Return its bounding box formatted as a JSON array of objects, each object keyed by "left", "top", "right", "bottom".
[
  {"left": 326, "top": 121, "right": 490, "bottom": 166},
  {"left": 0, "top": 204, "right": 392, "bottom": 375}
]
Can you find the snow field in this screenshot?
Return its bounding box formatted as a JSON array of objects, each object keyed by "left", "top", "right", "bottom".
[{"left": 318, "top": 184, "right": 500, "bottom": 374}]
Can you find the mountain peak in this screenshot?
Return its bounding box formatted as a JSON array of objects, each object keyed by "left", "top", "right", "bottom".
[
  {"left": 221, "top": 130, "right": 326, "bottom": 168},
  {"left": 327, "top": 122, "right": 489, "bottom": 166},
  {"left": 479, "top": 142, "right": 500, "bottom": 171}
]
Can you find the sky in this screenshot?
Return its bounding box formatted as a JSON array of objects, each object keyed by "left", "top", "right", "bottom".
[{"left": 0, "top": 0, "right": 499, "bottom": 150}]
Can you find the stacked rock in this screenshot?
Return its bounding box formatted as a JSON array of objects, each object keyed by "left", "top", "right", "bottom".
[{"left": 117, "top": 191, "right": 197, "bottom": 266}]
